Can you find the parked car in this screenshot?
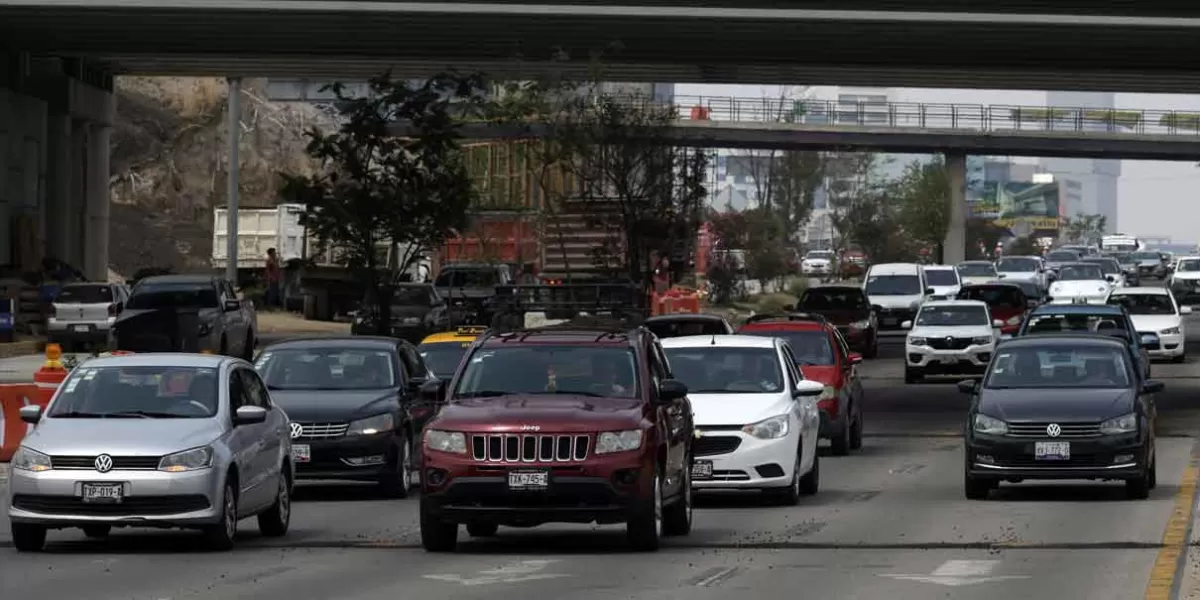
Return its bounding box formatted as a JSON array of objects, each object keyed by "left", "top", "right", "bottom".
[{"left": 46, "top": 282, "right": 130, "bottom": 351}]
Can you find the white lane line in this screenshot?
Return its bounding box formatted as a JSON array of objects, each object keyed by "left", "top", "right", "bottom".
[
  {"left": 423, "top": 559, "right": 572, "bottom": 586},
  {"left": 880, "top": 559, "right": 1031, "bottom": 587}
]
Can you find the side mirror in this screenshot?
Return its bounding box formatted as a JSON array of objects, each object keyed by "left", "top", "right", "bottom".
[
  {"left": 1027, "top": 299, "right": 1038, "bottom": 309},
  {"left": 793, "top": 379, "right": 824, "bottom": 397},
  {"left": 871, "top": 304, "right": 882, "bottom": 313},
  {"left": 996, "top": 273, "right": 1006, "bottom": 279},
  {"left": 233, "top": 405, "right": 268, "bottom": 426},
  {"left": 992, "top": 319, "right": 1005, "bottom": 328},
  {"left": 19, "top": 404, "right": 42, "bottom": 424},
  {"left": 1140, "top": 334, "right": 1160, "bottom": 346},
  {"left": 847, "top": 352, "right": 863, "bottom": 365},
  {"left": 956, "top": 379, "right": 978, "bottom": 394},
  {"left": 1143, "top": 380, "right": 1165, "bottom": 394},
  {"left": 1182, "top": 306, "right": 1193, "bottom": 315},
  {"left": 224, "top": 299, "right": 241, "bottom": 311},
  {"left": 1105, "top": 274, "right": 1115, "bottom": 282},
  {"left": 924, "top": 288, "right": 935, "bottom": 296},
  {"left": 900, "top": 320, "right": 913, "bottom": 329},
  {"left": 406, "top": 376, "right": 427, "bottom": 393},
  {"left": 658, "top": 378, "right": 689, "bottom": 402},
  {"left": 419, "top": 379, "right": 448, "bottom": 403}
]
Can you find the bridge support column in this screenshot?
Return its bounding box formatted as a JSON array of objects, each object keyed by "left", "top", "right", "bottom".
[
  {"left": 44, "top": 114, "right": 72, "bottom": 263},
  {"left": 84, "top": 121, "right": 111, "bottom": 281},
  {"left": 942, "top": 151, "right": 967, "bottom": 264}
]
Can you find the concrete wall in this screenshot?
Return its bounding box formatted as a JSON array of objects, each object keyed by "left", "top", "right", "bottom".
[{"left": 0, "top": 87, "right": 46, "bottom": 269}]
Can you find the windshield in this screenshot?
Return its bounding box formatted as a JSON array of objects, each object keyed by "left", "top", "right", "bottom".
[
  {"left": 1082, "top": 258, "right": 1120, "bottom": 275},
  {"left": 127, "top": 282, "right": 218, "bottom": 309},
  {"left": 645, "top": 319, "right": 729, "bottom": 338},
  {"left": 1056, "top": 264, "right": 1104, "bottom": 281},
  {"left": 1023, "top": 313, "right": 1130, "bottom": 336},
  {"left": 957, "top": 263, "right": 997, "bottom": 277},
  {"left": 664, "top": 346, "right": 783, "bottom": 393},
  {"left": 56, "top": 285, "right": 112, "bottom": 304},
  {"left": 996, "top": 258, "right": 1039, "bottom": 272},
  {"left": 799, "top": 289, "right": 869, "bottom": 311},
  {"left": 434, "top": 269, "right": 498, "bottom": 287},
  {"left": 257, "top": 347, "right": 396, "bottom": 390},
  {"left": 48, "top": 366, "right": 219, "bottom": 418},
  {"left": 419, "top": 342, "right": 471, "bottom": 379},
  {"left": 391, "top": 286, "right": 434, "bottom": 306},
  {"left": 1107, "top": 293, "right": 1176, "bottom": 315},
  {"left": 924, "top": 269, "right": 959, "bottom": 286},
  {"left": 1133, "top": 252, "right": 1160, "bottom": 261},
  {"left": 957, "top": 286, "right": 1025, "bottom": 309},
  {"left": 1046, "top": 251, "right": 1080, "bottom": 262},
  {"left": 1178, "top": 259, "right": 1200, "bottom": 272},
  {"left": 985, "top": 344, "right": 1131, "bottom": 389},
  {"left": 805, "top": 251, "right": 834, "bottom": 260},
  {"left": 915, "top": 305, "right": 991, "bottom": 326},
  {"left": 865, "top": 274, "right": 921, "bottom": 296},
  {"left": 453, "top": 346, "right": 638, "bottom": 399},
  {"left": 739, "top": 329, "right": 835, "bottom": 365}
]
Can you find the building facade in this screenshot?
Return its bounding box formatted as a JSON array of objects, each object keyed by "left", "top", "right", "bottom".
[{"left": 1038, "top": 91, "right": 1121, "bottom": 228}]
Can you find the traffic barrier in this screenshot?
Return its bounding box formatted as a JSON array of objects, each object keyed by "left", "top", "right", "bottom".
[
  {"left": 0, "top": 383, "right": 41, "bottom": 461},
  {"left": 651, "top": 287, "right": 701, "bottom": 316},
  {"left": 32, "top": 343, "right": 68, "bottom": 407}
]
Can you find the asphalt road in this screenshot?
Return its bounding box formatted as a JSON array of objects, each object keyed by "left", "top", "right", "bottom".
[{"left": 4, "top": 281, "right": 1200, "bottom": 599}]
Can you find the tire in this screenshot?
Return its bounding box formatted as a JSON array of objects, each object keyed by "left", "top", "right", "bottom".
[
  {"left": 904, "top": 368, "right": 923, "bottom": 384},
  {"left": 419, "top": 496, "right": 458, "bottom": 552},
  {"left": 11, "top": 523, "right": 47, "bottom": 552},
  {"left": 218, "top": 336, "right": 228, "bottom": 357},
  {"left": 1172, "top": 352, "right": 1186, "bottom": 364},
  {"left": 770, "top": 447, "right": 803, "bottom": 506},
  {"left": 1126, "top": 473, "right": 1151, "bottom": 499},
  {"left": 466, "top": 522, "right": 499, "bottom": 537},
  {"left": 964, "top": 471, "right": 992, "bottom": 500},
  {"left": 379, "top": 434, "right": 413, "bottom": 499},
  {"left": 662, "top": 461, "right": 693, "bottom": 535},
  {"left": 626, "top": 468, "right": 663, "bottom": 552},
  {"left": 862, "top": 335, "right": 878, "bottom": 359},
  {"left": 799, "top": 452, "right": 820, "bottom": 495},
  {"left": 257, "top": 473, "right": 291, "bottom": 537},
  {"left": 82, "top": 525, "right": 111, "bottom": 539},
  {"left": 830, "top": 414, "right": 851, "bottom": 456},
  {"left": 849, "top": 407, "right": 864, "bottom": 451},
  {"left": 1148, "top": 453, "right": 1158, "bottom": 490},
  {"left": 202, "top": 480, "right": 238, "bottom": 551}
]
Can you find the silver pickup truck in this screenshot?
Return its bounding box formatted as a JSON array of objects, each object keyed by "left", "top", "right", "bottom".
[{"left": 121, "top": 275, "right": 257, "bottom": 359}]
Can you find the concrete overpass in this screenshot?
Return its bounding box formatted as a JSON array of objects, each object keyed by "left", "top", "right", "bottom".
[{"left": 5, "top": 3, "right": 1200, "bottom": 92}]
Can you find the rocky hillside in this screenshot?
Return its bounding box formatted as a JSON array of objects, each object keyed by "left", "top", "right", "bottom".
[{"left": 108, "top": 77, "right": 336, "bottom": 276}]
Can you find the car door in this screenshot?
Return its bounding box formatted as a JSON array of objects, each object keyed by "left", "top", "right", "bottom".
[
  {"left": 242, "top": 367, "right": 288, "bottom": 505},
  {"left": 830, "top": 328, "right": 863, "bottom": 412},
  {"left": 398, "top": 343, "right": 438, "bottom": 431},
  {"left": 649, "top": 340, "right": 689, "bottom": 493},
  {"left": 227, "top": 368, "right": 272, "bottom": 511},
  {"left": 781, "top": 343, "right": 820, "bottom": 448}
]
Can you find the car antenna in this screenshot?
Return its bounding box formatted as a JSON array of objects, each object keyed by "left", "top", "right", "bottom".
[{"left": 710, "top": 333, "right": 717, "bottom": 345}]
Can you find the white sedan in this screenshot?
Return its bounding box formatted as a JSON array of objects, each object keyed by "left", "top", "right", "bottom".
[
  {"left": 1106, "top": 287, "right": 1191, "bottom": 362},
  {"left": 1048, "top": 262, "right": 1112, "bottom": 304},
  {"left": 661, "top": 335, "right": 824, "bottom": 505}
]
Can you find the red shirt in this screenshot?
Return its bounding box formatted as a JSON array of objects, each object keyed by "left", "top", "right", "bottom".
[{"left": 266, "top": 256, "right": 281, "bottom": 283}]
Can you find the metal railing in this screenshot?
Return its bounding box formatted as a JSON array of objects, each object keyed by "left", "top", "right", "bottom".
[{"left": 624, "top": 95, "right": 1200, "bottom": 137}]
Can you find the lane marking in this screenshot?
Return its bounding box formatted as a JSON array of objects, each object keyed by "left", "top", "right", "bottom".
[
  {"left": 693, "top": 566, "right": 740, "bottom": 587},
  {"left": 881, "top": 559, "right": 1030, "bottom": 587},
  {"left": 1144, "top": 442, "right": 1200, "bottom": 600},
  {"left": 423, "top": 559, "right": 571, "bottom": 586}
]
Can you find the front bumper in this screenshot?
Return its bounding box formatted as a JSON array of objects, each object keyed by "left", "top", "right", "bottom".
[
  {"left": 47, "top": 318, "right": 114, "bottom": 343},
  {"left": 691, "top": 431, "right": 798, "bottom": 490},
  {"left": 801, "top": 263, "right": 831, "bottom": 275},
  {"left": 906, "top": 343, "right": 994, "bottom": 372},
  {"left": 292, "top": 432, "right": 397, "bottom": 481},
  {"left": 1141, "top": 332, "right": 1185, "bottom": 358},
  {"left": 7, "top": 465, "right": 222, "bottom": 527},
  {"left": 967, "top": 432, "right": 1147, "bottom": 480},
  {"left": 1047, "top": 295, "right": 1108, "bottom": 305}
]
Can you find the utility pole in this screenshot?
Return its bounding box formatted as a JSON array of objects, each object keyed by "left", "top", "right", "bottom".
[{"left": 225, "top": 77, "right": 242, "bottom": 284}]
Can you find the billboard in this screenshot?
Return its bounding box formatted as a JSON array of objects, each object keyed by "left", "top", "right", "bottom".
[{"left": 968, "top": 181, "right": 1061, "bottom": 233}]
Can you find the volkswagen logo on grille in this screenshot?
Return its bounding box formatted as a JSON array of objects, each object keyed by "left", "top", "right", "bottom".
[
  {"left": 94, "top": 454, "right": 113, "bottom": 473},
  {"left": 945, "top": 336, "right": 954, "bottom": 342},
  {"left": 289, "top": 422, "right": 304, "bottom": 439},
  {"left": 1046, "top": 423, "right": 1062, "bottom": 438}
]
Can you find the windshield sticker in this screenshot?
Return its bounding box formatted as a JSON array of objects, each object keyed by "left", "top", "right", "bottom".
[
  {"left": 63, "top": 376, "right": 82, "bottom": 393},
  {"left": 81, "top": 369, "right": 97, "bottom": 380}
]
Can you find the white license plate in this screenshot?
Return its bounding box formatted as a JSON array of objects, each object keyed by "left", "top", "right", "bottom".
[
  {"left": 72, "top": 324, "right": 89, "bottom": 333},
  {"left": 1035, "top": 441, "right": 1071, "bottom": 460},
  {"left": 291, "top": 444, "right": 311, "bottom": 463},
  {"left": 939, "top": 356, "right": 959, "bottom": 365},
  {"left": 507, "top": 470, "right": 549, "bottom": 490},
  {"left": 882, "top": 318, "right": 897, "bottom": 326},
  {"left": 81, "top": 483, "right": 123, "bottom": 503},
  {"left": 691, "top": 460, "right": 714, "bottom": 480}
]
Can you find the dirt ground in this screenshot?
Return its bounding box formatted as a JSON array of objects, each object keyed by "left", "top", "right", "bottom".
[{"left": 257, "top": 312, "right": 351, "bottom": 334}]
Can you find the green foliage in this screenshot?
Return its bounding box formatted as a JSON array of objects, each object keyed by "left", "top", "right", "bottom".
[
  {"left": 754, "top": 150, "right": 823, "bottom": 242},
  {"left": 787, "top": 277, "right": 809, "bottom": 298},
  {"left": 1062, "top": 213, "right": 1108, "bottom": 243},
  {"left": 896, "top": 157, "right": 950, "bottom": 255},
  {"left": 756, "top": 293, "right": 796, "bottom": 314}
]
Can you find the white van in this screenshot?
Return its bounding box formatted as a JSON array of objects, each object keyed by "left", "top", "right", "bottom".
[{"left": 863, "top": 263, "right": 928, "bottom": 331}]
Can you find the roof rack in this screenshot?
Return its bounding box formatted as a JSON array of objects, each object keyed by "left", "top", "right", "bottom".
[{"left": 744, "top": 312, "right": 830, "bottom": 325}]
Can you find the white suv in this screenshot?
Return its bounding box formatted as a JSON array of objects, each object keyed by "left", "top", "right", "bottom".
[{"left": 902, "top": 300, "right": 998, "bottom": 384}]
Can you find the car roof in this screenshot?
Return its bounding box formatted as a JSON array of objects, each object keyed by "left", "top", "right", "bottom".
[
  {"left": 869, "top": 263, "right": 921, "bottom": 274},
  {"left": 1000, "top": 333, "right": 1127, "bottom": 349},
  {"left": 660, "top": 335, "right": 779, "bottom": 349},
  {"left": 263, "top": 336, "right": 401, "bottom": 350},
  {"left": 644, "top": 313, "right": 729, "bottom": 324},
  {"left": 921, "top": 299, "right": 990, "bottom": 308},
  {"left": 922, "top": 264, "right": 955, "bottom": 271},
  {"left": 1030, "top": 303, "right": 1124, "bottom": 315},
  {"left": 958, "top": 260, "right": 994, "bottom": 265},
  {"left": 1107, "top": 287, "right": 1169, "bottom": 296},
  {"left": 478, "top": 328, "right": 637, "bottom": 348},
  {"left": 806, "top": 284, "right": 865, "bottom": 293},
  {"left": 998, "top": 255, "right": 1040, "bottom": 260},
  {"left": 81, "top": 353, "right": 237, "bottom": 369}
]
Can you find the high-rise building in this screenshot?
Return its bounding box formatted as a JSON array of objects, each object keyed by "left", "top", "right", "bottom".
[{"left": 1038, "top": 91, "right": 1120, "bottom": 229}]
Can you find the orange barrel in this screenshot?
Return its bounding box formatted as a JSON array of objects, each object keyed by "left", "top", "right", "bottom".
[{"left": 33, "top": 344, "right": 68, "bottom": 406}]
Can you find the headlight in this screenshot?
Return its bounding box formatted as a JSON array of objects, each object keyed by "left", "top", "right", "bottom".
[
  {"left": 973, "top": 414, "right": 1008, "bottom": 435},
  {"left": 1099, "top": 412, "right": 1137, "bottom": 435},
  {"left": 743, "top": 414, "right": 790, "bottom": 440},
  {"left": 1097, "top": 285, "right": 1107, "bottom": 293},
  {"left": 425, "top": 429, "right": 467, "bottom": 454},
  {"left": 159, "top": 446, "right": 213, "bottom": 472},
  {"left": 1161, "top": 327, "right": 1181, "bottom": 335},
  {"left": 908, "top": 336, "right": 928, "bottom": 346},
  {"left": 971, "top": 336, "right": 994, "bottom": 345},
  {"left": 851, "top": 319, "right": 870, "bottom": 329},
  {"left": 12, "top": 446, "right": 51, "bottom": 472},
  {"left": 1005, "top": 315, "right": 1022, "bottom": 326},
  {"left": 595, "top": 430, "right": 643, "bottom": 454},
  {"left": 347, "top": 413, "right": 394, "bottom": 436}
]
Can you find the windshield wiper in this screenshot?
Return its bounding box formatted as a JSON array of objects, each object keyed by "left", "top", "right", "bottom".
[
  {"left": 456, "top": 390, "right": 515, "bottom": 398},
  {"left": 51, "top": 411, "right": 107, "bottom": 418},
  {"left": 527, "top": 391, "right": 605, "bottom": 398},
  {"left": 107, "top": 410, "right": 183, "bottom": 418}
]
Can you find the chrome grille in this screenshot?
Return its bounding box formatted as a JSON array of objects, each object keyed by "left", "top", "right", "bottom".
[
  {"left": 470, "top": 434, "right": 590, "bottom": 462},
  {"left": 50, "top": 456, "right": 161, "bottom": 470},
  {"left": 296, "top": 422, "right": 349, "bottom": 440},
  {"left": 1007, "top": 422, "right": 1101, "bottom": 438}
]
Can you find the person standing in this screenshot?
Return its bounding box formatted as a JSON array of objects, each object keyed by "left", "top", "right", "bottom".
[{"left": 265, "top": 248, "right": 282, "bottom": 309}]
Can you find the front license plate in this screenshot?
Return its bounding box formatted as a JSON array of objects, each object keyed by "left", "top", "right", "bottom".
[
  {"left": 507, "top": 470, "right": 549, "bottom": 491},
  {"left": 691, "top": 460, "right": 714, "bottom": 480},
  {"left": 81, "top": 483, "right": 123, "bottom": 503},
  {"left": 882, "top": 318, "right": 897, "bottom": 326},
  {"left": 72, "top": 324, "right": 89, "bottom": 333},
  {"left": 939, "top": 356, "right": 959, "bottom": 365},
  {"left": 291, "top": 444, "right": 311, "bottom": 463},
  {"left": 1035, "top": 441, "right": 1071, "bottom": 461}
]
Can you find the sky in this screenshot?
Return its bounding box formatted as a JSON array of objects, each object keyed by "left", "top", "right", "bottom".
[{"left": 676, "top": 83, "right": 1200, "bottom": 243}]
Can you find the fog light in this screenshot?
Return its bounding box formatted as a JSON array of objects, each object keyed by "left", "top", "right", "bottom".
[
  {"left": 976, "top": 454, "right": 995, "bottom": 464},
  {"left": 425, "top": 468, "right": 447, "bottom": 486},
  {"left": 1114, "top": 454, "right": 1135, "bottom": 464},
  {"left": 615, "top": 468, "right": 640, "bottom": 485},
  {"left": 341, "top": 455, "right": 385, "bottom": 466}
]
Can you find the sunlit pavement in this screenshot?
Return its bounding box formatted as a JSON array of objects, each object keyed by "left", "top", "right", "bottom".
[{"left": 3, "top": 281, "right": 1200, "bottom": 599}]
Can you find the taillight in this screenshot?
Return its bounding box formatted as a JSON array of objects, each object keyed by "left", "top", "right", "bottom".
[{"left": 108, "top": 303, "right": 118, "bottom": 316}]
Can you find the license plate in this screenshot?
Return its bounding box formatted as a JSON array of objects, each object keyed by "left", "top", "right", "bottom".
[
  {"left": 691, "top": 460, "right": 714, "bottom": 480},
  {"left": 939, "top": 356, "right": 959, "bottom": 365},
  {"left": 1035, "top": 441, "right": 1070, "bottom": 460},
  {"left": 882, "top": 318, "right": 897, "bottom": 326},
  {"left": 291, "top": 444, "right": 311, "bottom": 463},
  {"left": 507, "top": 470, "right": 549, "bottom": 491},
  {"left": 72, "top": 324, "right": 89, "bottom": 333},
  {"left": 81, "top": 482, "right": 123, "bottom": 503}
]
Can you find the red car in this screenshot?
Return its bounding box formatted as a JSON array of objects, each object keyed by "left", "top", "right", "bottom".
[
  {"left": 738, "top": 314, "right": 865, "bottom": 455},
  {"left": 955, "top": 283, "right": 1032, "bottom": 335}
]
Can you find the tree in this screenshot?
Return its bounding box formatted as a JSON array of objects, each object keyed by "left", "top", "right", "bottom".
[
  {"left": 824, "top": 152, "right": 914, "bottom": 264},
  {"left": 1062, "top": 213, "right": 1108, "bottom": 243},
  {"left": 279, "top": 72, "right": 485, "bottom": 333},
  {"left": 896, "top": 157, "right": 950, "bottom": 262}
]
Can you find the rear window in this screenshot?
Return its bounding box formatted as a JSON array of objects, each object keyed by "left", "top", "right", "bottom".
[
  {"left": 799, "top": 289, "right": 868, "bottom": 310},
  {"left": 56, "top": 285, "right": 112, "bottom": 304},
  {"left": 435, "top": 269, "right": 497, "bottom": 287},
  {"left": 127, "top": 282, "right": 218, "bottom": 309},
  {"left": 957, "top": 286, "right": 1025, "bottom": 309},
  {"left": 645, "top": 319, "right": 729, "bottom": 338},
  {"left": 48, "top": 366, "right": 219, "bottom": 418},
  {"left": 740, "top": 328, "right": 835, "bottom": 365}
]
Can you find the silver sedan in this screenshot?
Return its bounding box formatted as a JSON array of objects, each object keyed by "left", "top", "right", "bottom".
[{"left": 7, "top": 353, "right": 294, "bottom": 551}]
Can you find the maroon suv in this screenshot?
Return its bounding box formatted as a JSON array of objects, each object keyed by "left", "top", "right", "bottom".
[{"left": 416, "top": 325, "right": 695, "bottom": 552}]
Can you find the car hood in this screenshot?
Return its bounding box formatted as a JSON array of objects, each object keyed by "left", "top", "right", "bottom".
[
  {"left": 436, "top": 287, "right": 494, "bottom": 300},
  {"left": 798, "top": 365, "right": 840, "bottom": 387},
  {"left": 22, "top": 417, "right": 225, "bottom": 456},
  {"left": 1050, "top": 281, "right": 1111, "bottom": 296},
  {"left": 1173, "top": 272, "right": 1200, "bottom": 281},
  {"left": 433, "top": 395, "right": 646, "bottom": 433},
  {"left": 1128, "top": 314, "right": 1181, "bottom": 333},
  {"left": 803, "top": 258, "right": 831, "bottom": 265},
  {"left": 1137, "top": 260, "right": 1161, "bottom": 266},
  {"left": 688, "top": 392, "right": 789, "bottom": 427},
  {"left": 268, "top": 389, "right": 398, "bottom": 422},
  {"left": 926, "top": 284, "right": 961, "bottom": 299},
  {"left": 979, "top": 388, "right": 1134, "bottom": 422},
  {"left": 911, "top": 325, "right": 993, "bottom": 338},
  {"left": 804, "top": 308, "right": 869, "bottom": 326}
]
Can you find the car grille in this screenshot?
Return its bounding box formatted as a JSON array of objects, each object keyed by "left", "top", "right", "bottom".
[
  {"left": 11, "top": 494, "right": 211, "bottom": 516},
  {"left": 925, "top": 337, "right": 973, "bottom": 350},
  {"left": 1138, "top": 332, "right": 1161, "bottom": 350},
  {"left": 694, "top": 435, "right": 742, "bottom": 457},
  {"left": 1006, "top": 422, "right": 1102, "bottom": 438},
  {"left": 295, "top": 422, "right": 349, "bottom": 440},
  {"left": 470, "top": 434, "right": 590, "bottom": 462},
  {"left": 50, "top": 456, "right": 161, "bottom": 470}
]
